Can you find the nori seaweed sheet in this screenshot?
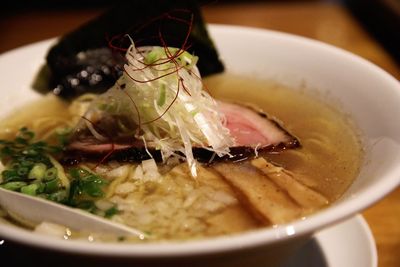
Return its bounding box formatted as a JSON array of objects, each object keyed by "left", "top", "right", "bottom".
[{"left": 36, "top": 0, "right": 224, "bottom": 99}]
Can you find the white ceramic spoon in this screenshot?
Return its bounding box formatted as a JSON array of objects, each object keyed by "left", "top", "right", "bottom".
[{"left": 0, "top": 187, "right": 145, "bottom": 238}]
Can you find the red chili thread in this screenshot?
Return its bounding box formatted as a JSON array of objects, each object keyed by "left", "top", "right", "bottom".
[
  {"left": 107, "top": 9, "right": 203, "bottom": 130},
  {"left": 75, "top": 9, "right": 213, "bottom": 166}
]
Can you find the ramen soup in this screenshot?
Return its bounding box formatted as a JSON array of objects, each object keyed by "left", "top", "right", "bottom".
[{"left": 0, "top": 72, "right": 363, "bottom": 242}]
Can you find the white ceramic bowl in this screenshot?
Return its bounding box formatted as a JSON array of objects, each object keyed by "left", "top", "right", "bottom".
[{"left": 0, "top": 25, "right": 399, "bottom": 266}]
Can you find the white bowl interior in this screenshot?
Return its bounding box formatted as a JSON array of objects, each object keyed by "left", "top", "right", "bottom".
[
  {"left": 212, "top": 25, "right": 400, "bottom": 205},
  {"left": 0, "top": 24, "right": 399, "bottom": 256}
]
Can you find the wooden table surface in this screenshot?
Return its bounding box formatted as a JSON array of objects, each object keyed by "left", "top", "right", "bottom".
[{"left": 1, "top": 2, "right": 399, "bottom": 267}]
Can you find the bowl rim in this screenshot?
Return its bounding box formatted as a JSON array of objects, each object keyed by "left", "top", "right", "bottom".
[{"left": 0, "top": 24, "right": 399, "bottom": 257}]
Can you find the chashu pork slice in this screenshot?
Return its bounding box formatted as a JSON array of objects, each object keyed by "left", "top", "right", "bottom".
[
  {"left": 213, "top": 162, "right": 302, "bottom": 225},
  {"left": 250, "top": 158, "right": 329, "bottom": 210},
  {"left": 213, "top": 158, "right": 328, "bottom": 225},
  {"left": 63, "top": 101, "right": 300, "bottom": 165},
  {"left": 217, "top": 101, "right": 298, "bottom": 149}
]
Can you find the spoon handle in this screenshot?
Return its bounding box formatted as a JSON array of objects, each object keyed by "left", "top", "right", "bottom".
[{"left": 0, "top": 187, "right": 145, "bottom": 238}]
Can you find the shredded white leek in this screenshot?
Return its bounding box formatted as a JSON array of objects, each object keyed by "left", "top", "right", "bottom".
[{"left": 80, "top": 44, "right": 234, "bottom": 177}]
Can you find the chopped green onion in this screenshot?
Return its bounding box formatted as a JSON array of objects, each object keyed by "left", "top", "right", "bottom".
[
  {"left": 32, "top": 181, "right": 45, "bottom": 194},
  {"left": 47, "top": 190, "right": 67, "bottom": 202},
  {"left": 157, "top": 84, "right": 166, "bottom": 106},
  {"left": 21, "top": 183, "right": 39, "bottom": 196},
  {"left": 0, "top": 128, "right": 117, "bottom": 217},
  {"left": 0, "top": 128, "right": 114, "bottom": 217},
  {"left": 28, "top": 163, "right": 47, "bottom": 180},
  {"left": 104, "top": 206, "right": 119, "bottom": 218},
  {"left": 44, "top": 178, "right": 60, "bottom": 194},
  {"left": 17, "top": 167, "right": 29, "bottom": 177},
  {"left": 20, "top": 160, "right": 34, "bottom": 168},
  {"left": 43, "top": 167, "right": 57, "bottom": 181},
  {"left": 81, "top": 178, "right": 106, "bottom": 197},
  {"left": 1, "top": 181, "right": 27, "bottom": 191},
  {"left": 68, "top": 168, "right": 108, "bottom": 198},
  {"left": 144, "top": 48, "right": 162, "bottom": 64},
  {"left": 1, "top": 169, "right": 20, "bottom": 182},
  {"left": 10, "top": 162, "right": 21, "bottom": 169}
]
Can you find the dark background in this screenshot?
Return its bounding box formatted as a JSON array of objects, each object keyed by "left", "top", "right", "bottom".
[{"left": 1, "top": 0, "right": 399, "bottom": 68}]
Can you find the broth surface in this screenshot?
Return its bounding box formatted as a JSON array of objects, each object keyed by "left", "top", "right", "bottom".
[
  {"left": 0, "top": 74, "right": 363, "bottom": 241},
  {"left": 205, "top": 74, "right": 363, "bottom": 201}
]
